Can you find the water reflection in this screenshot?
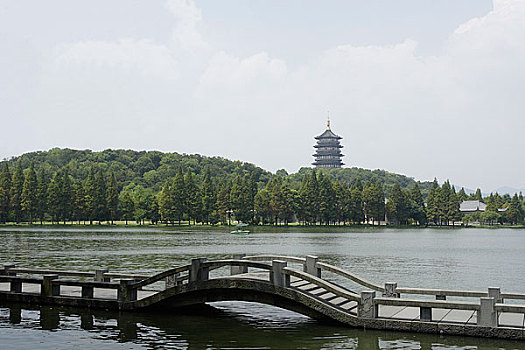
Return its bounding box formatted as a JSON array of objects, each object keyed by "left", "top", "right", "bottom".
[{"left": 0, "top": 302, "right": 522, "bottom": 350}]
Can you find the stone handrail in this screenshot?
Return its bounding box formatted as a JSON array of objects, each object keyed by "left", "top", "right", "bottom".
[
  {"left": 131, "top": 265, "right": 191, "bottom": 289},
  {"left": 316, "top": 262, "right": 385, "bottom": 293},
  {"left": 9, "top": 268, "right": 94, "bottom": 278},
  {"left": 501, "top": 292, "right": 525, "bottom": 300},
  {"left": 395, "top": 287, "right": 487, "bottom": 298},
  {"left": 495, "top": 303, "right": 525, "bottom": 313},
  {"left": 0, "top": 275, "right": 44, "bottom": 284},
  {"left": 243, "top": 255, "right": 306, "bottom": 264},
  {"left": 282, "top": 267, "right": 361, "bottom": 303},
  {"left": 201, "top": 259, "right": 272, "bottom": 271},
  {"left": 374, "top": 296, "right": 480, "bottom": 311},
  {"left": 4, "top": 266, "right": 150, "bottom": 280},
  {"left": 50, "top": 279, "right": 120, "bottom": 289}
]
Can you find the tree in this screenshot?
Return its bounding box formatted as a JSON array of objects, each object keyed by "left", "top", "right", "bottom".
[
  {"left": 106, "top": 172, "right": 119, "bottom": 224},
  {"left": 35, "top": 168, "right": 48, "bottom": 224},
  {"left": 120, "top": 191, "right": 135, "bottom": 225},
  {"left": 92, "top": 169, "right": 108, "bottom": 223},
  {"left": 362, "top": 181, "right": 385, "bottom": 225},
  {"left": 21, "top": 163, "right": 38, "bottom": 223},
  {"left": 172, "top": 168, "right": 186, "bottom": 224},
  {"left": 508, "top": 194, "right": 524, "bottom": 225},
  {"left": 426, "top": 179, "right": 440, "bottom": 225},
  {"left": 349, "top": 180, "right": 364, "bottom": 224},
  {"left": 386, "top": 183, "right": 409, "bottom": 225},
  {"left": 254, "top": 189, "right": 271, "bottom": 224},
  {"left": 408, "top": 183, "right": 426, "bottom": 225},
  {"left": 230, "top": 175, "right": 252, "bottom": 223},
  {"left": 84, "top": 169, "right": 96, "bottom": 224},
  {"left": 201, "top": 168, "right": 216, "bottom": 224},
  {"left": 10, "top": 162, "right": 24, "bottom": 223},
  {"left": 447, "top": 186, "right": 461, "bottom": 226},
  {"left": 333, "top": 181, "right": 350, "bottom": 225},
  {"left": 0, "top": 163, "right": 12, "bottom": 223},
  {"left": 184, "top": 170, "right": 201, "bottom": 225},
  {"left": 299, "top": 170, "right": 319, "bottom": 224},
  {"left": 47, "top": 171, "right": 62, "bottom": 223},
  {"left": 60, "top": 171, "right": 73, "bottom": 224},
  {"left": 318, "top": 173, "right": 336, "bottom": 225},
  {"left": 216, "top": 180, "right": 232, "bottom": 225},
  {"left": 457, "top": 188, "right": 468, "bottom": 202},
  {"left": 473, "top": 188, "right": 483, "bottom": 202},
  {"left": 72, "top": 181, "right": 86, "bottom": 224}
]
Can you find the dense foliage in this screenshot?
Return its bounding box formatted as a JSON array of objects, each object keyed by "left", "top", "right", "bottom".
[{"left": 0, "top": 148, "right": 523, "bottom": 226}]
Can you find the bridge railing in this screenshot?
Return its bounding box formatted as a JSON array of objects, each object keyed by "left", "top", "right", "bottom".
[
  {"left": 242, "top": 255, "right": 385, "bottom": 293},
  {"left": 1, "top": 264, "right": 150, "bottom": 281},
  {"left": 238, "top": 255, "right": 525, "bottom": 327}
]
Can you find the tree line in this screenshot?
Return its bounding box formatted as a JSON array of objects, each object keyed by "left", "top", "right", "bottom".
[{"left": 1, "top": 160, "right": 523, "bottom": 226}]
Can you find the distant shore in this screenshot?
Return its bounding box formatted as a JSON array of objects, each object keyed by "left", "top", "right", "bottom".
[{"left": 0, "top": 222, "right": 523, "bottom": 229}]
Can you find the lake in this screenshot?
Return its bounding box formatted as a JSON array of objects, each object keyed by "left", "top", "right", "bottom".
[{"left": 1, "top": 226, "right": 524, "bottom": 349}]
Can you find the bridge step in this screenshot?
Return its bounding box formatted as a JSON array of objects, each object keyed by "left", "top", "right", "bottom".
[
  {"left": 290, "top": 280, "right": 310, "bottom": 288},
  {"left": 339, "top": 300, "right": 358, "bottom": 311},
  {"left": 296, "top": 283, "right": 319, "bottom": 292}
]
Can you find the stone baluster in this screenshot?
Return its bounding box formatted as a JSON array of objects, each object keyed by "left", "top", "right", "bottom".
[
  {"left": 231, "top": 254, "right": 248, "bottom": 275},
  {"left": 271, "top": 260, "right": 289, "bottom": 287},
  {"left": 359, "top": 291, "right": 377, "bottom": 318},
  {"left": 383, "top": 282, "right": 399, "bottom": 297},
  {"left": 95, "top": 269, "right": 109, "bottom": 282},
  {"left": 118, "top": 279, "right": 137, "bottom": 302},
  {"left": 189, "top": 258, "right": 208, "bottom": 282},
  {"left": 488, "top": 287, "right": 502, "bottom": 303},
  {"left": 42, "top": 275, "right": 59, "bottom": 297},
  {"left": 2, "top": 264, "right": 16, "bottom": 276},
  {"left": 478, "top": 297, "right": 497, "bottom": 327},
  {"left": 304, "top": 255, "right": 321, "bottom": 278},
  {"left": 82, "top": 285, "right": 94, "bottom": 298},
  {"left": 165, "top": 272, "right": 181, "bottom": 288}
]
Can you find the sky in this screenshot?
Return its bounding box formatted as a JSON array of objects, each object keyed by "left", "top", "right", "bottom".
[{"left": 1, "top": 0, "right": 524, "bottom": 192}]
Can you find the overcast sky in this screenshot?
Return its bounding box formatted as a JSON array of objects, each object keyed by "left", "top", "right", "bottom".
[{"left": 1, "top": 0, "right": 524, "bottom": 192}]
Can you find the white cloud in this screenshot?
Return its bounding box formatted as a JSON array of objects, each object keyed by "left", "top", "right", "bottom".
[
  {"left": 4, "top": 0, "right": 525, "bottom": 191},
  {"left": 165, "top": 0, "right": 209, "bottom": 53},
  {"left": 54, "top": 39, "right": 179, "bottom": 80}
]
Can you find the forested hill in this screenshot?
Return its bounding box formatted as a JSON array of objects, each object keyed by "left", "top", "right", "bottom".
[
  {"left": 4, "top": 148, "right": 272, "bottom": 193},
  {"left": 4, "top": 148, "right": 432, "bottom": 194}
]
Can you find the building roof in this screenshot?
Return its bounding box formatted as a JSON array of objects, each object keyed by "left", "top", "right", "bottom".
[
  {"left": 459, "top": 200, "right": 487, "bottom": 212},
  {"left": 315, "top": 128, "right": 342, "bottom": 140}
]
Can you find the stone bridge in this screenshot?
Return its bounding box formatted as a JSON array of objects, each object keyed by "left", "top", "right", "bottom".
[{"left": 1, "top": 255, "right": 525, "bottom": 340}]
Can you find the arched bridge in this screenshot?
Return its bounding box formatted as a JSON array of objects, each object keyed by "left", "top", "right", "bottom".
[{"left": 2, "top": 255, "right": 525, "bottom": 339}]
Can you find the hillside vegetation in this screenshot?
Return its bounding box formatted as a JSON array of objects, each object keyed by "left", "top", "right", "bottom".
[{"left": 1, "top": 148, "right": 521, "bottom": 226}]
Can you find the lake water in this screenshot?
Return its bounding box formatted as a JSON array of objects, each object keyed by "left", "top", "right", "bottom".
[{"left": 0, "top": 226, "right": 524, "bottom": 349}]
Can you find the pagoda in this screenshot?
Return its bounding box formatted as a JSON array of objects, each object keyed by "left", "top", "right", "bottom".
[{"left": 312, "top": 116, "right": 344, "bottom": 168}]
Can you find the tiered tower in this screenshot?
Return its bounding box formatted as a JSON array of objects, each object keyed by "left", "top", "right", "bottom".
[{"left": 312, "top": 116, "right": 344, "bottom": 168}]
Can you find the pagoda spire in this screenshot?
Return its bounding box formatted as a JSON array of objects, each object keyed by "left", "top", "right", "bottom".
[{"left": 326, "top": 111, "right": 331, "bottom": 130}]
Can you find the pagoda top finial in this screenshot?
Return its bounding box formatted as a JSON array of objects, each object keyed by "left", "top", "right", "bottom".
[{"left": 326, "top": 111, "right": 330, "bottom": 130}]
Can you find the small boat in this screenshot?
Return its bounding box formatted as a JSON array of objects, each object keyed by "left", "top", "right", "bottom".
[{"left": 230, "top": 223, "right": 250, "bottom": 234}]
